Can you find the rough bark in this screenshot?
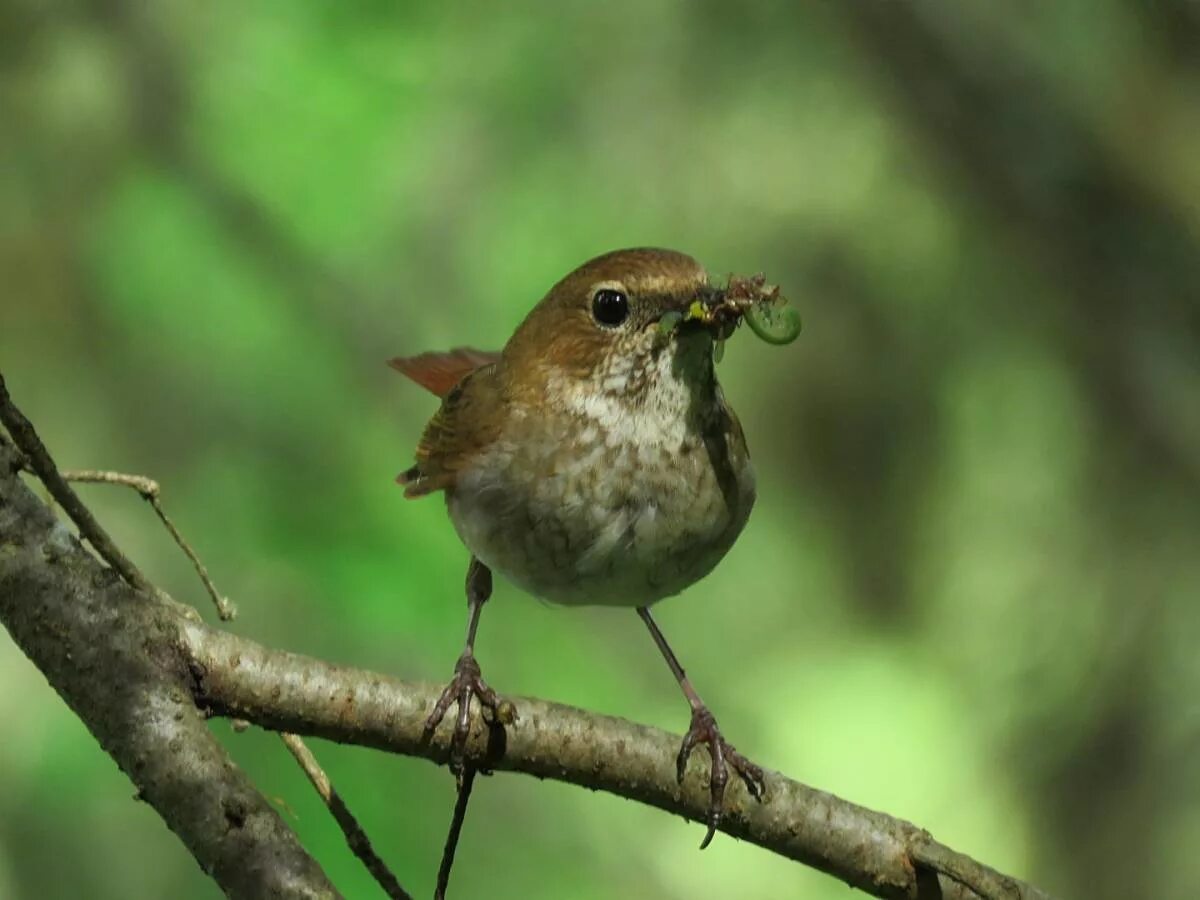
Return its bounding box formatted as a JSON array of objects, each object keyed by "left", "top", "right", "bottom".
[{"left": 0, "top": 440, "right": 339, "bottom": 899}]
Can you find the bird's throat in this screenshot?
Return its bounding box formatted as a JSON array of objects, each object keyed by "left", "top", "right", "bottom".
[{"left": 541, "top": 328, "right": 719, "bottom": 454}]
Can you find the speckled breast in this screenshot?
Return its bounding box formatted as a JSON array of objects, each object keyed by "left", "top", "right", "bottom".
[{"left": 445, "top": 347, "right": 755, "bottom": 607}]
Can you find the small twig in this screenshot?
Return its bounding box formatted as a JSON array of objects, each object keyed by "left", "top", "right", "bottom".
[
  {"left": 0, "top": 374, "right": 154, "bottom": 596},
  {"left": 280, "top": 733, "right": 414, "bottom": 900},
  {"left": 910, "top": 833, "right": 1024, "bottom": 900},
  {"left": 0, "top": 429, "right": 29, "bottom": 471},
  {"left": 61, "top": 469, "right": 235, "bottom": 621},
  {"left": 434, "top": 768, "right": 477, "bottom": 900},
  {"left": 61, "top": 469, "right": 161, "bottom": 497}
]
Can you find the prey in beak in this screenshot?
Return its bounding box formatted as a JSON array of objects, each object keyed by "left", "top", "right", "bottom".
[{"left": 658, "top": 273, "right": 802, "bottom": 348}]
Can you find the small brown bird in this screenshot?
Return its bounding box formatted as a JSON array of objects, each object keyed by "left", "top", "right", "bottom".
[{"left": 391, "top": 247, "right": 773, "bottom": 846}]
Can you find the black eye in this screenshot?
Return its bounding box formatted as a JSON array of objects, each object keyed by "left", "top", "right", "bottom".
[{"left": 591, "top": 288, "right": 629, "bottom": 327}]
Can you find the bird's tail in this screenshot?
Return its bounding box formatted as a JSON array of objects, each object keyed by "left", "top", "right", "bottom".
[{"left": 387, "top": 348, "right": 501, "bottom": 398}]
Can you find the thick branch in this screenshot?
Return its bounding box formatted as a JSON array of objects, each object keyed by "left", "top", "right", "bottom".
[
  {"left": 183, "top": 624, "right": 1048, "bottom": 900},
  {"left": 0, "top": 438, "right": 339, "bottom": 899}
]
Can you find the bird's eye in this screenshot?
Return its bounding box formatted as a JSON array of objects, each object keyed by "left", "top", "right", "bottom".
[{"left": 591, "top": 288, "right": 629, "bottom": 327}]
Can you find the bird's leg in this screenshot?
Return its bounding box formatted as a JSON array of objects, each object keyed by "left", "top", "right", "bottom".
[
  {"left": 424, "top": 557, "right": 511, "bottom": 781},
  {"left": 637, "top": 606, "right": 766, "bottom": 849}
]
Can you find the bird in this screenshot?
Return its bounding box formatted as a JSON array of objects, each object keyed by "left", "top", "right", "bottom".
[{"left": 390, "top": 247, "right": 773, "bottom": 847}]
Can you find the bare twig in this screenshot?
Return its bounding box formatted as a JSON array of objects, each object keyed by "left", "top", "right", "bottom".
[
  {"left": 61, "top": 469, "right": 236, "bottom": 620},
  {"left": 434, "top": 769, "right": 476, "bottom": 900},
  {"left": 61, "top": 469, "right": 161, "bottom": 497},
  {"left": 0, "top": 428, "right": 29, "bottom": 470},
  {"left": 280, "top": 733, "right": 414, "bottom": 900},
  {"left": 0, "top": 374, "right": 154, "bottom": 596}
]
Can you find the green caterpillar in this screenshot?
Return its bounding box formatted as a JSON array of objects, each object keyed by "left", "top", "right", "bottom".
[{"left": 744, "top": 295, "right": 802, "bottom": 345}]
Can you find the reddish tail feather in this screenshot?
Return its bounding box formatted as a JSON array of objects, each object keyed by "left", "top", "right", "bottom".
[
  {"left": 389, "top": 347, "right": 500, "bottom": 496},
  {"left": 387, "top": 347, "right": 501, "bottom": 398}
]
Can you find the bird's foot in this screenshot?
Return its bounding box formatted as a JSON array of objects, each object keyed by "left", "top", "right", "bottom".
[
  {"left": 424, "top": 651, "right": 515, "bottom": 782},
  {"left": 676, "top": 705, "right": 766, "bottom": 849}
]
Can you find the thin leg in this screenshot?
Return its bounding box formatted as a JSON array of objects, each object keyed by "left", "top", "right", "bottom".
[
  {"left": 637, "top": 606, "right": 766, "bottom": 849},
  {"left": 424, "top": 558, "right": 512, "bottom": 781},
  {"left": 463, "top": 557, "right": 490, "bottom": 652}
]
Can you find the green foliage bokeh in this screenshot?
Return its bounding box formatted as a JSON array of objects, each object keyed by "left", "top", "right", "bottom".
[{"left": 2, "top": 2, "right": 1198, "bottom": 898}]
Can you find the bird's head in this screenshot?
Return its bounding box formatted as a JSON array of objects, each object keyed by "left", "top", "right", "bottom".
[{"left": 504, "top": 248, "right": 736, "bottom": 403}]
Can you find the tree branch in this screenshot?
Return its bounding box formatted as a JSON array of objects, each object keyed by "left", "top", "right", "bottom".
[
  {"left": 182, "top": 622, "right": 1048, "bottom": 900},
  {"left": 0, "top": 436, "right": 340, "bottom": 899},
  {"left": 0, "top": 392, "right": 1053, "bottom": 900},
  {"left": 0, "top": 378, "right": 154, "bottom": 596}
]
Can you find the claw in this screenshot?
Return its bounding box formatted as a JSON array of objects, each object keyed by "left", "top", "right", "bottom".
[
  {"left": 676, "top": 706, "right": 766, "bottom": 849},
  {"left": 676, "top": 725, "right": 701, "bottom": 783},
  {"left": 423, "top": 651, "right": 509, "bottom": 779}
]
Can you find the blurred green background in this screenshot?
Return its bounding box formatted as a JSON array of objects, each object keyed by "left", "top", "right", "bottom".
[{"left": 2, "top": 1, "right": 1199, "bottom": 898}]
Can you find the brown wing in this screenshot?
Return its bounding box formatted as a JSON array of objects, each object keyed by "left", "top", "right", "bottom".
[
  {"left": 397, "top": 360, "right": 506, "bottom": 498},
  {"left": 388, "top": 347, "right": 502, "bottom": 398}
]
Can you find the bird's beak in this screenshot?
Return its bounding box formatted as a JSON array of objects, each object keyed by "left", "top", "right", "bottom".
[
  {"left": 656, "top": 275, "right": 801, "bottom": 346},
  {"left": 684, "top": 285, "right": 744, "bottom": 339},
  {"left": 656, "top": 285, "right": 738, "bottom": 338}
]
